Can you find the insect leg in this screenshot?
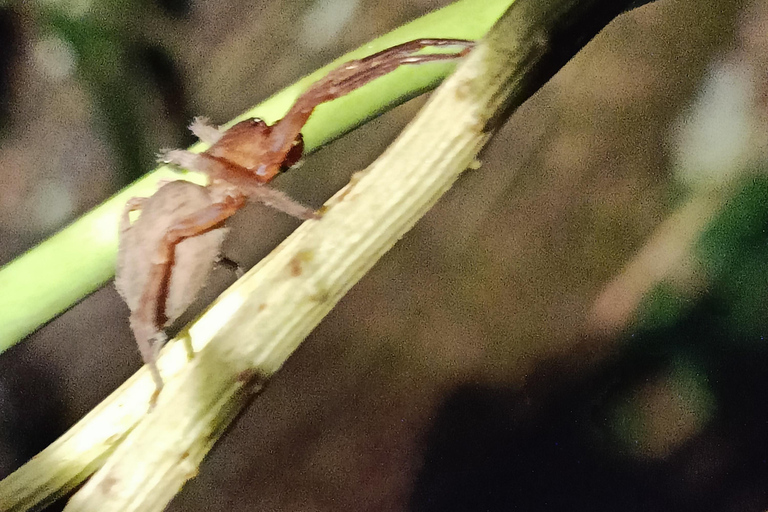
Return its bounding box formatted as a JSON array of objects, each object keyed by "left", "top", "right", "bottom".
[
  {"left": 262, "top": 38, "right": 475, "bottom": 183},
  {"left": 129, "top": 194, "right": 245, "bottom": 397},
  {"left": 239, "top": 183, "right": 318, "bottom": 220},
  {"left": 161, "top": 149, "right": 317, "bottom": 220},
  {"left": 159, "top": 148, "right": 209, "bottom": 171},
  {"left": 120, "top": 197, "right": 146, "bottom": 233},
  {"left": 299, "top": 39, "right": 475, "bottom": 108},
  {"left": 189, "top": 116, "right": 225, "bottom": 145}
]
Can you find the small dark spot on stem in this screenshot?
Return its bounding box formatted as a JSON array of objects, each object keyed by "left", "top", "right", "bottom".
[
  {"left": 100, "top": 475, "right": 118, "bottom": 495},
  {"left": 288, "top": 249, "right": 314, "bottom": 277},
  {"left": 331, "top": 169, "right": 368, "bottom": 205},
  {"left": 289, "top": 258, "right": 302, "bottom": 277},
  {"left": 309, "top": 290, "right": 331, "bottom": 303},
  {"left": 236, "top": 367, "right": 270, "bottom": 396},
  {"left": 455, "top": 79, "right": 472, "bottom": 101}
]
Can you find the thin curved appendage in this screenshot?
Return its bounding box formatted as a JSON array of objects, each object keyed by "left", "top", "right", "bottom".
[
  {"left": 160, "top": 149, "right": 209, "bottom": 173},
  {"left": 160, "top": 149, "right": 317, "bottom": 220},
  {"left": 239, "top": 182, "right": 318, "bottom": 219},
  {"left": 129, "top": 194, "right": 246, "bottom": 396},
  {"left": 189, "top": 117, "right": 225, "bottom": 145},
  {"left": 260, "top": 38, "right": 475, "bottom": 181},
  {"left": 119, "top": 197, "right": 146, "bottom": 234}
]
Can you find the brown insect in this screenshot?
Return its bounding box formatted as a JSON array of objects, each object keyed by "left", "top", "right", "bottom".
[{"left": 115, "top": 38, "right": 475, "bottom": 398}]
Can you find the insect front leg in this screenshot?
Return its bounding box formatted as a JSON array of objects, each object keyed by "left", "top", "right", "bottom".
[
  {"left": 259, "top": 38, "right": 475, "bottom": 182},
  {"left": 241, "top": 184, "right": 318, "bottom": 220},
  {"left": 159, "top": 148, "right": 212, "bottom": 174},
  {"left": 312, "top": 38, "right": 476, "bottom": 98},
  {"left": 189, "top": 116, "right": 225, "bottom": 145},
  {"left": 161, "top": 149, "right": 317, "bottom": 220}
]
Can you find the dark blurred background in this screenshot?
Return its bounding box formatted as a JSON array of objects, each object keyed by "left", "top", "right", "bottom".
[{"left": 1, "top": 0, "right": 768, "bottom": 510}]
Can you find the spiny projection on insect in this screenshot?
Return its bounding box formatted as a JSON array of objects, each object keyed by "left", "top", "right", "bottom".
[{"left": 115, "top": 38, "right": 475, "bottom": 401}]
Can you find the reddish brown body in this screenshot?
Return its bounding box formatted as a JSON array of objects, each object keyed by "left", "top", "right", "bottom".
[{"left": 116, "top": 38, "right": 475, "bottom": 398}]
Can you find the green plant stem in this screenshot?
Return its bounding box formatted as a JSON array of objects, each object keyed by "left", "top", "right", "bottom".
[
  {"left": 0, "top": 1, "right": 513, "bottom": 511},
  {"left": 0, "top": 0, "right": 512, "bottom": 353},
  {"left": 54, "top": 0, "right": 638, "bottom": 510},
  {"left": 0, "top": 0, "right": 648, "bottom": 509}
]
